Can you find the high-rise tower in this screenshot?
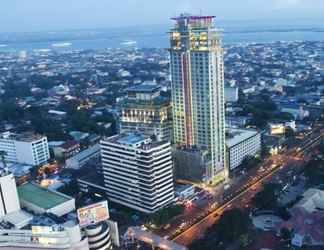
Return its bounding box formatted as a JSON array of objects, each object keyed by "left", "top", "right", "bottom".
[{"left": 170, "top": 14, "right": 226, "bottom": 183}]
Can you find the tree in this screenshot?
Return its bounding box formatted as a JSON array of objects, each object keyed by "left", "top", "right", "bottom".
[
  {"left": 241, "top": 156, "right": 261, "bottom": 170},
  {"left": 251, "top": 183, "right": 280, "bottom": 210},
  {"left": 215, "top": 209, "right": 250, "bottom": 243},
  {"left": 280, "top": 227, "right": 292, "bottom": 242},
  {"left": 285, "top": 127, "right": 295, "bottom": 138},
  {"left": 150, "top": 204, "right": 184, "bottom": 226},
  {"left": 303, "top": 159, "right": 324, "bottom": 186}
]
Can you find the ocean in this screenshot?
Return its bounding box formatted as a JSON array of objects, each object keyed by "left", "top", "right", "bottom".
[{"left": 0, "top": 21, "right": 323, "bottom": 52}]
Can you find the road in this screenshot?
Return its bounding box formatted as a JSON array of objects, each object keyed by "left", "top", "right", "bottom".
[{"left": 169, "top": 127, "right": 324, "bottom": 246}]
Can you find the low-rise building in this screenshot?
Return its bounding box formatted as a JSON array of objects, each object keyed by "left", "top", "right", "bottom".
[
  {"left": 278, "top": 188, "right": 324, "bottom": 247},
  {"left": 175, "top": 184, "right": 195, "bottom": 200},
  {"left": 52, "top": 140, "right": 80, "bottom": 160},
  {"left": 226, "top": 128, "right": 261, "bottom": 171},
  {"left": 225, "top": 86, "right": 239, "bottom": 103},
  {"left": 17, "top": 182, "right": 75, "bottom": 217},
  {"left": 65, "top": 144, "right": 101, "bottom": 169}
]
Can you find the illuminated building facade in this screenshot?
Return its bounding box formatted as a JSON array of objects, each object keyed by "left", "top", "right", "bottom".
[
  {"left": 120, "top": 84, "right": 172, "bottom": 142},
  {"left": 170, "top": 14, "right": 226, "bottom": 183}
]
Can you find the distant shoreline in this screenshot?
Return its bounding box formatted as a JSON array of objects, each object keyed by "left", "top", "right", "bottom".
[{"left": 0, "top": 27, "right": 323, "bottom": 52}]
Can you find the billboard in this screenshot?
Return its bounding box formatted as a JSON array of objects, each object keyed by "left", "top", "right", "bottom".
[
  {"left": 31, "top": 226, "right": 53, "bottom": 234},
  {"left": 77, "top": 201, "right": 110, "bottom": 227}
]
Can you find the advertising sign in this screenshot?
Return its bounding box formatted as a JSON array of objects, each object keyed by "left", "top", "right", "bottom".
[{"left": 77, "top": 201, "right": 109, "bottom": 227}]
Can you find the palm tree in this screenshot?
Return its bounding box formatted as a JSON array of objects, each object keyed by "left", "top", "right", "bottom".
[{"left": 0, "top": 151, "right": 7, "bottom": 169}]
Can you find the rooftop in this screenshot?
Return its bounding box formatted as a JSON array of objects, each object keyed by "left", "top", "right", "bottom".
[
  {"left": 104, "top": 133, "right": 168, "bottom": 149},
  {"left": 17, "top": 182, "right": 72, "bottom": 210},
  {"left": 121, "top": 96, "right": 170, "bottom": 109},
  {"left": 126, "top": 84, "right": 160, "bottom": 93},
  {"left": 171, "top": 14, "right": 215, "bottom": 21},
  {"left": 226, "top": 128, "right": 259, "bottom": 148},
  {"left": 0, "top": 131, "right": 46, "bottom": 142},
  {"left": 117, "top": 133, "right": 149, "bottom": 146},
  {"left": 296, "top": 188, "right": 324, "bottom": 213}
]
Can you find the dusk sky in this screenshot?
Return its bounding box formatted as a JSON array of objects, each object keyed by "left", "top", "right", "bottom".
[{"left": 1, "top": 0, "right": 324, "bottom": 32}]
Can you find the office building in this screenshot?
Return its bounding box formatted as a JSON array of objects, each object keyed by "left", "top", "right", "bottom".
[
  {"left": 100, "top": 133, "right": 175, "bottom": 213},
  {"left": 226, "top": 128, "right": 261, "bottom": 171},
  {"left": 0, "top": 170, "right": 20, "bottom": 217},
  {"left": 119, "top": 83, "right": 172, "bottom": 142},
  {"left": 170, "top": 14, "right": 226, "bottom": 184},
  {"left": 0, "top": 132, "right": 50, "bottom": 166}
]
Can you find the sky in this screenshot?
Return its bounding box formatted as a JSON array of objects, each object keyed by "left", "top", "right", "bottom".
[{"left": 0, "top": 0, "right": 324, "bottom": 32}]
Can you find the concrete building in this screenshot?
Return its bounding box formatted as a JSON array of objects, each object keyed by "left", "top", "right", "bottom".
[
  {"left": 17, "top": 182, "right": 75, "bottom": 217},
  {"left": 52, "top": 140, "right": 80, "bottom": 161},
  {"left": 170, "top": 14, "right": 226, "bottom": 184},
  {"left": 0, "top": 170, "right": 20, "bottom": 217},
  {"left": 119, "top": 83, "right": 172, "bottom": 142},
  {"left": 85, "top": 221, "right": 113, "bottom": 250},
  {"left": 0, "top": 221, "right": 89, "bottom": 249},
  {"left": 278, "top": 188, "right": 324, "bottom": 247},
  {"left": 0, "top": 132, "right": 50, "bottom": 166},
  {"left": 65, "top": 144, "right": 101, "bottom": 169},
  {"left": 100, "top": 133, "right": 175, "bottom": 213},
  {"left": 225, "top": 86, "right": 239, "bottom": 103},
  {"left": 173, "top": 146, "right": 209, "bottom": 182},
  {"left": 175, "top": 184, "right": 195, "bottom": 200},
  {"left": 226, "top": 128, "right": 261, "bottom": 171}
]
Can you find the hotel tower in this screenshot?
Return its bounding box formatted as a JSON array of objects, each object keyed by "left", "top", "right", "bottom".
[{"left": 170, "top": 14, "right": 226, "bottom": 184}]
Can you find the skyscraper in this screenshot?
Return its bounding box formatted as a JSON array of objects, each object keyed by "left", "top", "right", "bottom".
[{"left": 170, "top": 14, "right": 226, "bottom": 184}]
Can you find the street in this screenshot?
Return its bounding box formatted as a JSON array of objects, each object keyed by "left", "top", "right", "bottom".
[{"left": 156, "top": 126, "right": 324, "bottom": 246}]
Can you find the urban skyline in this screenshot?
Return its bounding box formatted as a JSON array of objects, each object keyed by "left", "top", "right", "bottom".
[{"left": 0, "top": 4, "right": 323, "bottom": 250}]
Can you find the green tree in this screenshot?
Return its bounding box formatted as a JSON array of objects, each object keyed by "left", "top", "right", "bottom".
[
  {"left": 150, "top": 204, "right": 184, "bottom": 226},
  {"left": 303, "top": 159, "right": 324, "bottom": 186},
  {"left": 285, "top": 127, "right": 295, "bottom": 138},
  {"left": 280, "top": 227, "right": 292, "bottom": 242},
  {"left": 215, "top": 209, "right": 250, "bottom": 243},
  {"left": 251, "top": 183, "right": 280, "bottom": 210}
]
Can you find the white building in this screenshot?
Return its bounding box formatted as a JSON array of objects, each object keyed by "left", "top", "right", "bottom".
[
  {"left": 0, "top": 221, "right": 89, "bottom": 249},
  {"left": 170, "top": 14, "right": 226, "bottom": 184},
  {"left": 100, "top": 133, "right": 175, "bottom": 213},
  {"left": 85, "top": 221, "right": 113, "bottom": 250},
  {"left": 0, "top": 170, "right": 20, "bottom": 217},
  {"left": 0, "top": 132, "right": 50, "bottom": 166},
  {"left": 225, "top": 86, "right": 239, "bottom": 103},
  {"left": 65, "top": 144, "right": 101, "bottom": 169},
  {"left": 226, "top": 129, "right": 261, "bottom": 171}
]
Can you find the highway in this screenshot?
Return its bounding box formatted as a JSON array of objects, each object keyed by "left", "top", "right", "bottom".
[{"left": 170, "top": 127, "right": 324, "bottom": 246}]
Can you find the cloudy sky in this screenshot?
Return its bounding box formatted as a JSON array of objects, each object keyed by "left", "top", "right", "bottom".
[{"left": 0, "top": 0, "right": 323, "bottom": 32}]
